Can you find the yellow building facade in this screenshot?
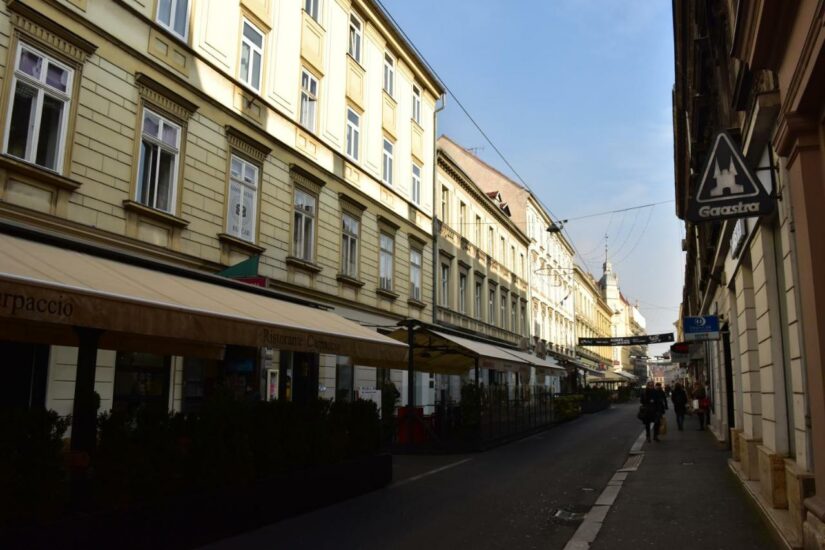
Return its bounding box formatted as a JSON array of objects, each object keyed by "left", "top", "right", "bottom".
[{"left": 0, "top": 0, "right": 442, "bottom": 413}]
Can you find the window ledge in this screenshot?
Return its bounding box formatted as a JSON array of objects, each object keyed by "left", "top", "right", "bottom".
[
  {"left": 407, "top": 297, "right": 427, "bottom": 309},
  {"left": 122, "top": 200, "right": 189, "bottom": 228},
  {"left": 382, "top": 89, "right": 397, "bottom": 105},
  {"left": 286, "top": 256, "right": 323, "bottom": 274},
  {"left": 0, "top": 154, "right": 82, "bottom": 191},
  {"left": 337, "top": 274, "right": 365, "bottom": 288},
  {"left": 218, "top": 233, "right": 265, "bottom": 255},
  {"left": 376, "top": 287, "right": 399, "bottom": 301}
]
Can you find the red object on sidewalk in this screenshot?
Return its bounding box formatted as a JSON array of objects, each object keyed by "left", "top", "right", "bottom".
[{"left": 396, "top": 406, "right": 426, "bottom": 444}]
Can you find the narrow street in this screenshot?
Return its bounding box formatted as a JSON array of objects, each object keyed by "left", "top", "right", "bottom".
[{"left": 204, "top": 404, "right": 644, "bottom": 550}]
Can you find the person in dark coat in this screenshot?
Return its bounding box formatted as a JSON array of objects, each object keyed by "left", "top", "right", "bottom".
[
  {"left": 671, "top": 382, "right": 688, "bottom": 431},
  {"left": 639, "top": 380, "right": 666, "bottom": 442}
]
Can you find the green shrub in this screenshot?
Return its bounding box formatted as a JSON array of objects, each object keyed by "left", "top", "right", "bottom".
[
  {"left": 554, "top": 395, "right": 583, "bottom": 420},
  {"left": 0, "top": 408, "right": 70, "bottom": 525}
]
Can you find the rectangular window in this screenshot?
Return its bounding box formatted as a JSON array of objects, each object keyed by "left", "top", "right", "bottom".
[
  {"left": 412, "top": 84, "right": 421, "bottom": 124},
  {"left": 501, "top": 292, "right": 507, "bottom": 329},
  {"left": 300, "top": 69, "right": 318, "bottom": 131},
  {"left": 410, "top": 249, "right": 422, "bottom": 300},
  {"left": 500, "top": 237, "right": 505, "bottom": 262},
  {"left": 335, "top": 356, "right": 354, "bottom": 402},
  {"left": 475, "top": 216, "right": 482, "bottom": 246},
  {"left": 440, "top": 263, "right": 450, "bottom": 307},
  {"left": 136, "top": 108, "right": 180, "bottom": 213},
  {"left": 459, "top": 273, "right": 467, "bottom": 314},
  {"left": 521, "top": 303, "right": 527, "bottom": 336},
  {"left": 346, "top": 108, "right": 360, "bottom": 161},
  {"left": 488, "top": 288, "right": 496, "bottom": 324},
  {"left": 239, "top": 19, "right": 264, "bottom": 92},
  {"left": 459, "top": 202, "right": 466, "bottom": 233},
  {"left": 440, "top": 186, "right": 449, "bottom": 223},
  {"left": 157, "top": 0, "right": 190, "bottom": 40},
  {"left": 293, "top": 189, "right": 316, "bottom": 261},
  {"left": 520, "top": 253, "right": 525, "bottom": 277},
  {"left": 383, "top": 53, "right": 395, "bottom": 96},
  {"left": 382, "top": 139, "right": 393, "bottom": 185},
  {"left": 379, "top": 233, "right": 394, "bottom": 290},
  {"left": 474, "top": 281, "right": 482, "bottom": 320},
  {"left": 488, "top": 227, "right": 494, "bottom": 255},
  {"left": 411, "top": 163, "right": 421, "bottom": 205},
  {"left": 348, "top": 14, "right": 362, "bottom": 63},
  {"left": 304, "top": 0, "right": 320, "bottom": 22},
  {"left": 226, "top": 155, "right": 259, "bottom": 242},
  {"left": 341, "top": 213, "right": 359, "bottom": 278},
  {"left": 5, "top": 43, "right": 73, "bottom": 172},
  {"left": 511, "top": 246, "right": 516, "bottom": 270},
  {"left": 511, "top": 298, "right": 517, "bottom": 332}
]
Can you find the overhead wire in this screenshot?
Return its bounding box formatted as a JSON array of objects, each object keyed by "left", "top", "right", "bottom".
[
  {"left": 373, "top": 0, "right": 596, "bottom": 275},
  {"left": 615, "top": 204, "right": 656, "bottom": 264}
]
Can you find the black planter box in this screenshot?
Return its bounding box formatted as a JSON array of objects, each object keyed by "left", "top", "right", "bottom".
[{"left": 2, "top": 453, "right": 392, "bottom": 549}]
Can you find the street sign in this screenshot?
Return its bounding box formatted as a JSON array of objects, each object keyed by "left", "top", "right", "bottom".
[
  {"left": 683, "top": 315, "right": 720, "bottom": 341},
  {"left": 579, "top": 333, "right": 674, "bottom": 346},
  {"left": 686, "top": 132, "right": 774, "bottom": 223}
]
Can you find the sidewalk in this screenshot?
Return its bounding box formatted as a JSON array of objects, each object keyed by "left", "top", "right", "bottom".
[{"left": 588, "top": 412, "right": 782, "bottom": 550}]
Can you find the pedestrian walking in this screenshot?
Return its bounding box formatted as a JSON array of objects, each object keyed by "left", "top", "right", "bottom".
[
  {"left": 671, "top": 382, "right": 688, "bottom": 431},
  {"left": 692, "top": 382, "right": 710, "bottom": 430},
  {"left": 639, "top": 380, "right": 666, "bottom": 442}
]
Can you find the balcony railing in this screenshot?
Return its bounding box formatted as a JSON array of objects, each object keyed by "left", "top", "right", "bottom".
[{"left": 435, "top": 306, "right": 522, "bottom": 346}]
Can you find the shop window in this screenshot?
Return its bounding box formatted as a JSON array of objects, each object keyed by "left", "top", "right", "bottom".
[
  {"left": 113, "top": 352, "right": 170, "bottom": 415},
  {"left": 335, "top": 356, "right": 354, "bottom": 402},
  {"left": 4, "top": 43, "right": 73, "bottom": 172}
]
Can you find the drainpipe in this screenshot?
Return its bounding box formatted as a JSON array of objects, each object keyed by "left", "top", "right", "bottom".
[{"left": 432, "top": 93, "right": 446, "bottom": 325}]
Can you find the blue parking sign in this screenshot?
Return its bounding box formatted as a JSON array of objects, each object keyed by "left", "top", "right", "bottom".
[{"left": 683, "top": 316, "right": 720, "bottom": 341}]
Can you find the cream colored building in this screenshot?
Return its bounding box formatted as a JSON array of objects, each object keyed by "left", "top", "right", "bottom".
[
  {"left": 0, "top": 0, "right": 442, "bottom": 415},
  {"left": 573, "top": 265, "right": 612, "bottom": 369},
  {"left": 434, "top": 143, "right": 531, "bottom": 392},
  {"left": 437, "top": 136, "right": 577, "bottom": 363}
]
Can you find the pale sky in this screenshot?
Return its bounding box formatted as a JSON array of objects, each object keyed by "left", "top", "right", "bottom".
[{"left": 382, "top": 0, "right": 683, "bottom": 356}]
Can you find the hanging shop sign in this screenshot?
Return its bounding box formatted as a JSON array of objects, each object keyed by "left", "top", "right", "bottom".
[
  {"left": 578, "top": 333, "right": 674, "bottom": 346},
  {"left": 686, "top": 132, "right": 774, "bottom": 223},
  {"left": 683, "top": 315, "right": 720, "bottom": 341}
]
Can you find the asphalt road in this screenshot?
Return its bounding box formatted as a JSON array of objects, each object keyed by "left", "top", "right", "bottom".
[{"left": 205, "top": 403, "right": 644, "bottom": 550}]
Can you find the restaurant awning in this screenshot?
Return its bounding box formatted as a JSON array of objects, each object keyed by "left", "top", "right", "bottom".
[
  {"left": 0, "top": 232, "right": 407, "bottom": 367},
  {"left": 502, "top": 348, "right": 566, "bottom": 375},
  {"left": 387, "top": 326, "right": 531, "bottom": 376}
]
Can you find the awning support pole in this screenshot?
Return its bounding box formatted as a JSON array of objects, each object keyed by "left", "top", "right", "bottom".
[
  {"left": 407, "top": 322, "right": 415, "bottom": 446},
  {"left": 71, "top": 327, "right": 102, "bottom": 453}
]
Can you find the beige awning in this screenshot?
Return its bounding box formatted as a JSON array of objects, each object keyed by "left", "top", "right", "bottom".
[
  {"left": 387, "top": 326, "right": 530, "bottom": 376},
  {"left": 0, "top": 233, "right": 406, "bottom": 367},
  {"left": 502, "top": 348, "right": 566, "bottom": 375}
]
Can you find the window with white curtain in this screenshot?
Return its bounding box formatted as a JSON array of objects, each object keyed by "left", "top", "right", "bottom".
[
  {"left": 300, "top": 69, "right": 318, "bottom": 131},
  {"left": 226, "top": 154, "right": 259, "bottom": 242},
  {"left": 341, "top": 213, "right": 359, "bottom": 278},
  {"left": 379, "top": 233, "right": 394, "bottom": 290},
  {"left": 410, "top": 248, "right": 422, "bottom": 300},
  {"left": 348, "top": 13, "right": 362, "bottom": 63},
  {"left": 293, "top": 189, "right": 316, "bottom": 261},
  {"left": 136, "top": 108, "right": 180, "bottom": 213}
]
